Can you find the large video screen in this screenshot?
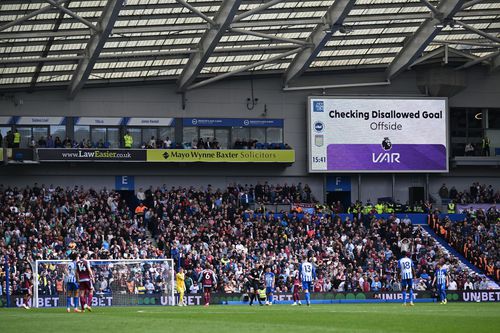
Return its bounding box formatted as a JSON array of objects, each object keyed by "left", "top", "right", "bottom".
[{"left": 308, "top": 97, "right": 448, "bottom": 173}]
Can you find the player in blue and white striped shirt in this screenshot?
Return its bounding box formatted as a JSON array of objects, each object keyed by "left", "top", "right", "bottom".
[
  {"left": 299, "top": 257, "right": 316, "bottom": 306},
  {"left": 65, "top": 252, "right": 81, "bottom": 313},
  {"left": 432, "top": 263, "right": 448, "bottom": 304},
  {"left": 264, "top": 267, "right": 275, "bottom": 306},
  {"left": 398, "top": 251, "right": 415, "bottom": 306}
]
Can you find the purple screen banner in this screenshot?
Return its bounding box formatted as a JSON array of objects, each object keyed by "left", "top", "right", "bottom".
[{"left": 327, "top": 144, "right": 447, "bottom": 171}]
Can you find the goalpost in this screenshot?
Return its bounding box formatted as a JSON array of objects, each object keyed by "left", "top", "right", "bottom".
[{"left": 33, "top": 259, "right": 175, "bottom": 308}]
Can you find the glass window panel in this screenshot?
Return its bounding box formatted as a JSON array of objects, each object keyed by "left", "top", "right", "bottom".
[
  {"left": 266, "top": 127, "right": 283, "bottom": 143},
  {"left": 450, "top": 108, "right": 466, "bottom": 131},
  {"left": 33, "top": 127, "right": 48, "bottom": 146},
  {"left": 215, "top": 128, "right": 229, "bottom": 149},
  {"left": 107, "top": 128, "right": 120, "bottom": 148},
  {"left": 231, "top": 127, "right": 250, "bottom": 148},
  {"left": 199, "top": 128, "right": 215, "bottom": 141},
  {"left": 91, "top": 127, "right": 106, "bottom": 147},
  {"left": 17, "top": 127, "right": 32, "bottom": 148},
  {"left": 451, "top": 143, "right": 465, "bottom": 157},
  {"left": 0, "top": 127, "right": 11, "bottom": 140},
  {"left": 74, "top": 125, "right": 90, "bottom": 144},
  {"left": 142, "top": 128, "right": 158, "bottom": 147},
  {"left": 159, "top": 127, "right": 174, "bottom": 147},
  {"left": 467, "top": 129, "right": 482, "bottom": 138},
  {"left": 467, "top": 109, "right": 482, "bottom": 128},
  {"left": 127, "top": 128, "right": 142, "bottom": 148},
  {"left": 250, "top": 128, "right": 265, "bottom": 144},
  {"left": 183, "top": 127, "right": 198, "bottom": 148},
  {"left": 50, "top": 125, "right": 65, "bottom": 141},
  {"left": 488, "top": 109, "right": 500, "bottom": 129}
]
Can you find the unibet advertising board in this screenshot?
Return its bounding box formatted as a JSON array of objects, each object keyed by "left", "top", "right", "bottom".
[{"left": 308, "top": 97, "right": 448, "bottom": 173}]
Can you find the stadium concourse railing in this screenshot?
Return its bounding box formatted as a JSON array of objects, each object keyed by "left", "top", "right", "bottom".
[{"left": 1, "top": 148, "right": 295, "bottom": 164}]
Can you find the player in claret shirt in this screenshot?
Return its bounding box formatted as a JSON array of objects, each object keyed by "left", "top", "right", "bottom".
[
  {"left": 291, "top": 269, "right": 301, "bottom": 306},
  {"left": 198, "top": 264, "right": 217, "bottom": 306},
  {"left": 75, "top": 252, "right": 94, "bottom": 312},
  {"left": 20, "top": 265, "right": 33, "bottom": 309}
]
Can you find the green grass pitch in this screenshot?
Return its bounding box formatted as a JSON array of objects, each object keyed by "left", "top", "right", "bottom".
[{"left": 1, "top": 303, "right": 499, "bottom": 333}]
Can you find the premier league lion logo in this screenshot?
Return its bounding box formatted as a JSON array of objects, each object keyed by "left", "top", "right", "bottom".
[{"left": 382, "top": 137, "right": 392, "bottom": 151}]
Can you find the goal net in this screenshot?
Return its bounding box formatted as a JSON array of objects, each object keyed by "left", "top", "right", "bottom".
[{"left": 32, "top": 259, "right": 175, "bottom": 308}]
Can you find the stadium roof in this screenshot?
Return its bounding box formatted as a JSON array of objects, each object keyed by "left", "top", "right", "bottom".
[{"left": 0, "top": 0, "right": 499, "bottom": 96}]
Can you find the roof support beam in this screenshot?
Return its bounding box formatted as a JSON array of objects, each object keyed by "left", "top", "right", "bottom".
[
  {"left": 44, "top": 0, "right": 98, "bottom": 31},
  {"left": 420, "top": 0, "right": 441, "bottom": 16},
  {"left": 447, "top": 47, "right": 488, "bottom": 61},
  {"left": 175, "top": 0, "right": 215, "bottom": 25},
  {"left": 230, "top": 27, "right": 310, "bottom": 46},
  {"left": 455, "top": 50, "right": 500, "bottom": 70},
  {"left": 177, "top": 0, "right": 242, "bottom": 92},
  {"left": 453, "top": 20, "right": 500, "bottom": 43},
  {"left": 30, "top": 0, "right": 72, "bottom": 90},
  {"left": 283, "top": 0, "right": 356, "bottom": 85},
  {"left": 411, "top": 45, "right": 493, "bottom": 68},
  {"left": 67, "top": 0, "right": 125, "bottom": 99},
  {"left": 0, "top": 49, "right": 197, "bottom": 65},
  {"left": 233, "top": 0, "right": 284, "bottom": 22},
  {"left": 410, "top": 46, "right": 448, "bottom": 67},
  {"left": 187, "top": 47, "right": 302, "bottom": 91},
  {"left": 431, "top": 39, "right": 500, "bottom": 47},
  {"left": 0, "top": 0, "right": 68, "bottom": 32},
  {"left": 461, "top": 0, "right": 485, "bottom": 10},
  {"left": 385, "top": 0, "right": 467, "bottom": 79}
]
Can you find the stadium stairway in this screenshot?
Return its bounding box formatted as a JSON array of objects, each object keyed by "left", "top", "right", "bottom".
[{"left": 420, "top": 225, "right": 499, "bottom": 288}]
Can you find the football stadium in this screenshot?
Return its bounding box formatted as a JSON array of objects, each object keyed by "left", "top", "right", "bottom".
[{"left": 0, "top": 0, "right": 499, "bottom": 332}]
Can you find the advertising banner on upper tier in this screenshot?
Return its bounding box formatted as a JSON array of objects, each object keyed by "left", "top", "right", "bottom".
[
  {"left": 147, "top": 149, "right": 295, "bottom": 163},
  {"left": 183, "top": 118, "right": 284, "bottom": 127},
  {"left": 308, "top": 97, "right": 448, "bottom": 173},
  {"left": 37, "top": 148, "right": 146, "bottom": 162},
  {"left": 14, "top": 116, "right": 66, "bottom": 125}
]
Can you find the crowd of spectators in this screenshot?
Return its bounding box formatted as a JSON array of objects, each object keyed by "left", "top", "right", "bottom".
[
  {"left": 429, "top": 209, "right": 499, "bottom": 282},
  {"left": 4, "top": 133, "right": 291, "bottom": 151},
  {"left": 163, "top": 210, "right": 489, "bottom": 294},
  {"left": 0, "top": 184, "right": 161, "bottom": 297},
  {"left": 341, "top": 200, "right": 433, "bottom": 215},
  {"left": 233, "top": 139, "right": 291, "bottom": 150},
  {"left": 142, "top": 136, "right": 176, "bottom": 149},
  {"left": 190, "top": 137, "right": 221, "bottom": 150},
  {"left": 0, "top": 182, "right": 316, "bottom": 297},
  {"left": 439, "top": 182, "right": 500, "bottom": 204},
  {"left": 0, "top": 182, "right": 496, "bottom": 301},
  {"left": 35, "top": 261, "right": 171, "bottom": 297},
  {"left": 185, "top": 138, "right": 292, "bottom": 150}
]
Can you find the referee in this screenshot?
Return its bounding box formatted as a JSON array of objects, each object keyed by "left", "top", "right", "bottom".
[{"left": 248, "top": 265, "right": 263, "bottom": 306}]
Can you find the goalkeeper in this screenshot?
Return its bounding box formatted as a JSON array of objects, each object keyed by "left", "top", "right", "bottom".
[{"left": 176, "top": 267, "right": 186, "bottom": 306}]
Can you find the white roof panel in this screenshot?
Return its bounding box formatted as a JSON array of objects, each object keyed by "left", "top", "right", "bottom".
[{"left": 0, "top": 0, "right": 498, "bottom": 89}]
